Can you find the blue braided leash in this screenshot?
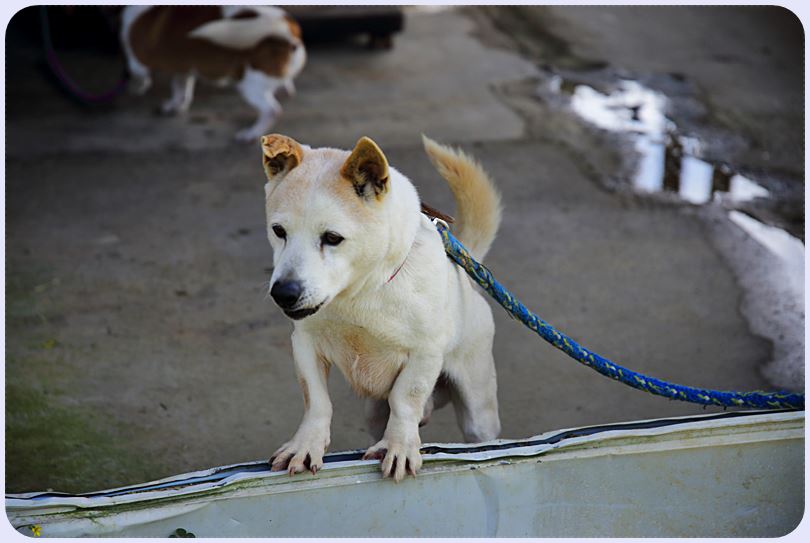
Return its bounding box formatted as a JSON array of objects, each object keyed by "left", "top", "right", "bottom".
[{"left": 434, "top": 222, "right": 804, "bottom": 410}]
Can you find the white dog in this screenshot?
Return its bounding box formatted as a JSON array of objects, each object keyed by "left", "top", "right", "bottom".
[
  {"left": 120, "top": 6, "right": 306, "bottom": 141},
  {"left": 261, "top": 134, "right": 502, "bottom": 481}
]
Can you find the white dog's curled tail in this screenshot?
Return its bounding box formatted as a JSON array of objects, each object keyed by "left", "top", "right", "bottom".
[{"left": 422, "top": 135, "right": 502, "bottom": 261}]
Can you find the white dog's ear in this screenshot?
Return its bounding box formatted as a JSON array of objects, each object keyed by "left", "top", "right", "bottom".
[
  {"left": 340, "top": 136, "right": 390, "bottom": 200},
  {"left": 261, "top": 134, "right": 303, "bottom": 180}
]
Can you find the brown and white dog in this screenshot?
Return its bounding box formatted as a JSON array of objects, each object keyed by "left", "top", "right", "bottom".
[
  {"left": 261, "top": 134, "right": 502, "bottom": 481},
  {"left": 120, "top": 6, "right": 306, "bottom": 141}
]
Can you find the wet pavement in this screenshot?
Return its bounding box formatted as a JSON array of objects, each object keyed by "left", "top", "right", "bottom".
[{"left": 5, "top": 6, "right": 804, "bottom": 493}]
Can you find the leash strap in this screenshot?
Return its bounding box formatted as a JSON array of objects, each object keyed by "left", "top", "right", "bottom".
[{"left": 434, "top": 221, "right": 804, "bottom": 410}]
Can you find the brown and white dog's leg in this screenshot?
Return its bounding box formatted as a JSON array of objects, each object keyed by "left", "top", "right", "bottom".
[
  {"left": 120, "top": 6, "right": 152, "bottom": 95},
  {"left": 129, "top": 73, "right": 152, "bottom": 95},
  {"left": 282, "top": 78, "right": 296, "bottom": 98},
  {"left": 363, "top": 351, "right": 443, "bottom": 481},
  {"left": 160, "top": 74, "right": 196, "bottom": 115},
  {"left": 234, "top": 69, "right": 284, "bottom": 142},
  {"left": 270, "top": 330, "right": 332, "bottom": 475}
]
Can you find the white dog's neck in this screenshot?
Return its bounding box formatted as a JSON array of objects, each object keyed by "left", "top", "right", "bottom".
[{"left": 338, "top": 168, "right": 422, "bottom": 301}]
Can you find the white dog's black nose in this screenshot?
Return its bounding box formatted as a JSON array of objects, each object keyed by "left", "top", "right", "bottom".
[{"left": 270, "top": 280, "right": 303, "bottom": 309}]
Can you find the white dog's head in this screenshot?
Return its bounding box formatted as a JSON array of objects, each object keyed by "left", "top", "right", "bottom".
[{"left": 261, "top": 134, "right": 419, "bottom": 320}]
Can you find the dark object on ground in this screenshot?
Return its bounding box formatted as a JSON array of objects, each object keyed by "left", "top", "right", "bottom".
[
  {"left": 286, "top": 6, "right": 404, "bottom": 49},
  {"left": 11, "top": 5, "right": 122, "bottom": 52}
]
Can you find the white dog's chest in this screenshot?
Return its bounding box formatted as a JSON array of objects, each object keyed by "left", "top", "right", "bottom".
[{"left": 314, "top": 326, "right": 407, "bottom": 400}]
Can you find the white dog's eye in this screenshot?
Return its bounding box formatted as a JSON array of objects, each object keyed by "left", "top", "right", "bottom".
[
  {"left": 321, "top": 231, "right": 344, "bottom": 246},
  {"left": 271, "top": 224, "right": 287, "bottom": 239}
]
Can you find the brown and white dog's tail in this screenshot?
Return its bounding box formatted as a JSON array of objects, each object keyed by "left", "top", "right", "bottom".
[
  {"left": 188, "top": 6, "right": 302, "bottom": 50},
  {"left": 422, "top": 135, "right": 502, "bottom": 261}
]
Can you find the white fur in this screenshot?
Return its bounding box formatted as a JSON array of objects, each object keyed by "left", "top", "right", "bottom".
[
  {"left": 234, "top": 69, "right": 285, "bottom": 141},
  {"left": 265, "top": 137, "right": 501, "bottom": 481},
  {"left": 161, "top": 74, "right": 196, "bottom": 114},
  {"left": 286, "top": 42, "right": 307, "bottom": 84},
  {"left": 189, "top": 6, "right": 298, "bottom": 50},
  {"left": 120, "top": 6, "right": 152, "bottom": 94}
]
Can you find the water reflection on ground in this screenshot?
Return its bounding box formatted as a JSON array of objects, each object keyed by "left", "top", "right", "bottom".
[
  {"left": 561, "top": 78, "right": 772, "bottom": 206},
  {"left": 548, "top": 74, "right": 803, "bottom": 310}
]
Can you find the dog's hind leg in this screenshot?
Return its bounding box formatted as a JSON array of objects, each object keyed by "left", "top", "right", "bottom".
[
  {"left": 282, "top": 78, "right": 296, "bottom": 97},
  {"left": 419, "top": 373, "right": 451, "bottom": 428},
  {"left": 364, "top": 399, "right": 389, "bottom": 441},
  {"left": 125, "top": 62, "right": 151, "bottom": 96},
  {"left": 120, "top": 6, "right": 152, "bottom": 94},
  {"left": 446, "top": 349, "right": 501, "bottom": 443},
  {"left": 234, "top": 68, "right": 284, "bottom": 142},
  {"left": 160, "top": 74, "right": 196, "bottom": 115},
  {"left": 368, "top": 380, "right": 448, "bottom": 440}
]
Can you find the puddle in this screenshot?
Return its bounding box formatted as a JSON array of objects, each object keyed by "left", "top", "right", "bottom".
[
  {"left": 553, "top": 77, "right": 772, "bottom": 206},
  {"left": 548, "top": 75, "right": 803, "bottom": 309},
  {"left": 565, "top": 79, "right": 670, "bottom": 135}
]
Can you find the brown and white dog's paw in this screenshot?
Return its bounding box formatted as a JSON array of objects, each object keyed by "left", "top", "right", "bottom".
[
  {"left": 269, "top": 430, "right": 330, "bottom": 475},
  {"left": 129, "top": 74, "right": 152, "bottom": 96},
  {"left": 234, "top": 115, "right": 278, "bottom": 143},
  {"left": 234, "top": 127, "right": 264, "bottom": 143},
  {"left": 158, "top": 99, "right": 188, "bottom": 117},
  {"left": 363, "top": 434, "right": 423, "bottom": 482}
]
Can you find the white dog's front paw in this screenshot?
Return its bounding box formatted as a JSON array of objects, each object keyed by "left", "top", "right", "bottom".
[
  {"left": 270, "top": 429, "right": 330, "bottom": 475},
  {"left": 363, "top": 433, "right": 422, "bottom": 482}
]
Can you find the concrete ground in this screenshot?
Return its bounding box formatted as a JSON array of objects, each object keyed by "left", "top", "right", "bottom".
[{"left": 5, "top": 7, "right": 803, "bottom": 493}]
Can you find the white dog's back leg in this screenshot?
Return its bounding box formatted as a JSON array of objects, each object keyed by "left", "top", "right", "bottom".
[
  {"left": 234, "top": 68, "right": 284, "bottom": 142},
  {"left": 160, "top": 74, "right": 196, "bottom": 115},
  {"left": 366, "top": 380, "right": 449, "bottom": 439},
  {"left": 418, "top": 375, "right": 451, "bottom": 428},
  {"left": 364, "top": 398, "right": 389, "bottom": 441},
  {"left": 446, "top": 349, "right": 501, "bottom": 443}
]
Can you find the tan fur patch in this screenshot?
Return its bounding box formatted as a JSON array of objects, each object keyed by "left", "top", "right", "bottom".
[
  {"left": 261, "top": 134, "right": 304, "bottom": 179},
  {"left": 340, "top": 137, "right": 390, "bottom": 200},
  {"left": 285, "top": 15, "right": 303, "bottom": 41},
  {"left": 129, "top": 7, "right": 295, "bottom": 81},
  {"left": 249, "top": 39, "right": 298, "bottom": 77},
  {"left": 266, "top": 146, "right": 377, "bottom": 224},
  {"left": 422, "top": 135, "right": 502, "bottom": 260},
  {"left": 342, "top": 332, "right": 404, "bottom": 399},
  {"left": 298, "top": 376, "right": 310, "bottom": 409},
  {"left": 318, "top": 354, "right": 332, "bottom": 377},
  {"left": 316, "top": 353, "right": 332, "bottom": 375}
]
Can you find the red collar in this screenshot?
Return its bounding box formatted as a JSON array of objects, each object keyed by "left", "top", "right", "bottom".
[
  {"left": 386, "top": 242, "right": 414, "bottom": 284},
  {"left": 386, "top": 204, "right": 453, "bottom": 285},
  {"left": 386, "top": 258, "right": 406, "bottom": 284}
]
